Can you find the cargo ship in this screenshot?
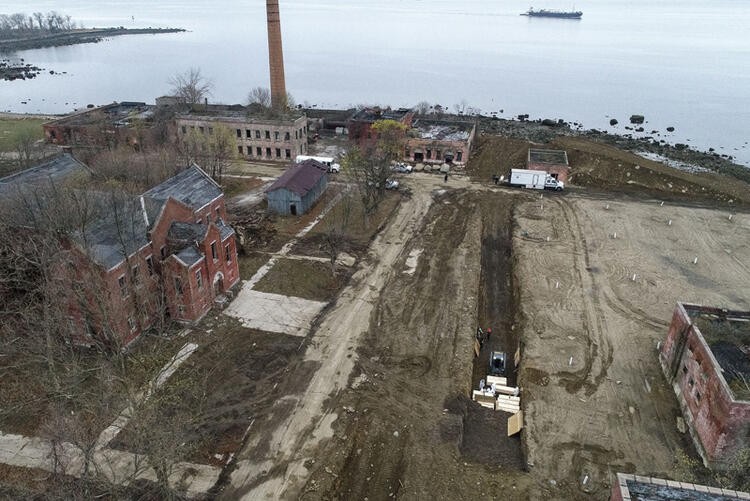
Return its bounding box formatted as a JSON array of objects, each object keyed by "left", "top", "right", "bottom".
[{"left": 521, "top": 8, "right": 583, "bottom": 19}]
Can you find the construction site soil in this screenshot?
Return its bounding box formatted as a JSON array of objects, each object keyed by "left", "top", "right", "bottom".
[
  {"left": 3, "top": 134, "right": 749, "bottom": 499},
  {"left": 232, "top": 136, "right": 749, "bottom": 500}
]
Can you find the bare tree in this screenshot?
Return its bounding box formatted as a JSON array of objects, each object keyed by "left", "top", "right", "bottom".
[
  {"left": 413, "top": 101, "right": 431, "bottom": 115},
  {"left": 169, "top": 68, "right": 213, "bottom": 107},
  {"left": 13, "top": 127, "right": 40, "bottom": 169},
  {"left": 175, "top": 124, "right": 235, "bottom": 183},
  {"left": 321, "top": 192, "right": 353, "bottom": 275},
  {"left": 454, "top": 99, "right": 469, "bottom": 115},
  {"left": 247, "top": 86, "right": 271, "bottom": 109}
]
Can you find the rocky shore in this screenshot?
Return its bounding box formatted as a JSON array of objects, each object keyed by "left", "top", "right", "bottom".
[
  {"left": 0, "top": 58, "right": 43, "bottom": 81},
  {"left": 478, "top": 115, "right": 750, "bottom": 184}
]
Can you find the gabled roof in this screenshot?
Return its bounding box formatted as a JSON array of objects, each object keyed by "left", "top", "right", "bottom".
[
  {"left": 0, "top": 153, "right": 90, "bottom": 198},
  {"left": 265, "top": 160, "right": 327, "bottom": 197},
  {"left": 143, "top": 164, "right": 222, "bottom": 213},
  {"left": 71, "top": 192, "right": 150, "bottom": 270}
]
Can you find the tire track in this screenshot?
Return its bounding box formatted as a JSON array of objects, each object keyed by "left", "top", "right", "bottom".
[{"left": 554, "top": 197, "right": 613, "bottom": 396}]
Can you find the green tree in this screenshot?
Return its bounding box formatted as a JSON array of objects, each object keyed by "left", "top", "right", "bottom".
[{"left": 343, "top": 119, "right": 406, "bottom": 216}]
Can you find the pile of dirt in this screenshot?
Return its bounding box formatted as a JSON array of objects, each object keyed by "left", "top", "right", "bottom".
[
  {"left": 468, "top": 135, "right": 750, "bottom": 206},
  {"left": 554, "top": 137, "right": 750, "bottom": 205},
  {"left": 228, "top": 204, "right": 279, "bottom": 253},
  {"left": 467, "top": 135, "right": 530, "bottom": 182},
  {"left": 476, "top": 115, "right": 750, "bottom": 185}
]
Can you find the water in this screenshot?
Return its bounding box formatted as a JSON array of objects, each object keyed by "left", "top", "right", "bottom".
[{"left": 1, "top": 0, "right": 749, "bottom": 165}]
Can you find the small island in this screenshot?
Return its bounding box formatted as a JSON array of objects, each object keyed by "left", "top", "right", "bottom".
[{"left": 0, "top": 11, "right": 184, "bottom": 80}]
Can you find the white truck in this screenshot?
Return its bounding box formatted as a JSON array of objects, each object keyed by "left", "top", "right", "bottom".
[
  {"left": 295, "top": 155, "right": 340, "bottom": 173},
  {"left": 509, "top": 168, "right": 564, "bottom": 191}
]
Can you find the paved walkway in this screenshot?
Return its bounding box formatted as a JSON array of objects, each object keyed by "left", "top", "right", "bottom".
[
  {"left": 224, "top": 291, "right": 326, "bottom": 337},
  {"left": 0, "top": 342, "right": 220, "bottom": 497},
  {"left": 226, "top": 188, "right": 348, "bottom": 328}
]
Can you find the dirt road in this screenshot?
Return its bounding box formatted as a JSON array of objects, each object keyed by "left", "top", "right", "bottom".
[
  {"left": 222, "top": 175, "right": 474, "bottom": 499},
  {"left": 291, "top": 180, "right": 532, "bottom": 500}
]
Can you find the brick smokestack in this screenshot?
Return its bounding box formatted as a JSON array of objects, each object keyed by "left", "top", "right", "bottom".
[{"left": 266, "top": 0, "right": 287, "bottom": 110}]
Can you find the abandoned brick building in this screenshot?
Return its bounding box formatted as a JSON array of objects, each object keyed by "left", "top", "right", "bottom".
[
  {"left": 527, "top": 148, "right": 570, "bottom": 183},
  {"left": 348, "top": 108, "right": 476, "bottom": 166},
  {"left": 405, "top": 118, "right": 476, "bottom": 166},
  {"left": 0, "top": 154, "right": 240, "bottom": 347},
  {"left": 347, "top": 107, "right": 414, "bottom": 149},
  {"left": 660, "top": 302, "right": 750, "bottom": 468},
  {"left": 174, "top": 104, "right": 309, "bottom": 162},
  {"left": 43, "top": 101, "right": 158, "bottom": 148}
]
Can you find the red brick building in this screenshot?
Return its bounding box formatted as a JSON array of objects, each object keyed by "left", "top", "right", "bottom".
[
  {"left": 404, "top": 118, "right": 476, "bottom": 166},
  {"left": 348, "top": 107, "right": 414, "bottom": 150},
  {"left": 660, "top": 303, "right": 750, "bottom": 469},
  {"left": 43, "top": 102, "right": 156, "bottom": 149},
  {"left": 0, "top": 155, "right": 240, "bottom": 348},
  {"left": 528, "top": 148, "right": 570, "bottom": 183}
]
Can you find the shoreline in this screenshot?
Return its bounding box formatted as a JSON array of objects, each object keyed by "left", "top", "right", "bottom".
[
  {"left": 2, "top": 108, "right": 747, "bottom": 184},
  {"left": 478, "top": 115, "right": 750, "bottom": 183},
  {"left": 0, "top": 27, "right": 185, "bottom": 53}
]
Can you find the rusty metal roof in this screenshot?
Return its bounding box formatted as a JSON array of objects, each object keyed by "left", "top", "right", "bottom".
[{"left": 265, "top": 160, "right": 327, "bottom": 197}]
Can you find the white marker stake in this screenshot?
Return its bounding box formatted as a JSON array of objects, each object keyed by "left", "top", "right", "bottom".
[
  {"left": 546, "top": 236, "right": 550, "bottom": 242},
  {"left": 693, "top": 257, "right": 698, "bottom": 264},
  {"left": 605, "top": 204, "right": 610, "bottom": 210},
  {"left": 660, "top": 201, "right": 664, "bottom": 206},
  {"left": 668, "top": 220, "right": 672, "bottom": 226},
  {"left": 555, "top": 281, "right": 560, "bottom": 289},
  {"left": 632, "top": 274, "right": 637, "bottom": 281},
  {"left": 729, "top": 214, "right": 733, "bottom": 221},
  {"left": 613, "top": 232, "right": 617, "bottom": 239},
  {"left": 569, "top": 356, "right": 573, "bottom": 366}
]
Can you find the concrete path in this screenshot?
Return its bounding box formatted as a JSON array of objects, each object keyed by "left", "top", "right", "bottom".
[
  {"left": 0, "top": 432, "right": 220, "bottom": 498},
  {"left": 224, "top": 291, "right": 326, "bottom": 337},
  {"left": 96, "top": 342, "right": 199, "bottom": 449},
  {"left": 0, "top": 342, "right": 216, "bottom": 497}
]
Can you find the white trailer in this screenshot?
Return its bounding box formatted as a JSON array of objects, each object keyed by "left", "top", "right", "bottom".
[
  {"left": 509, "top": 169, "right": 547, "bottom": 190},
  {"left": 295, "top": 155, "right": 340, "bottom": 172},
  {"left": 509, "top": 169, "right": 564, "bottom": 191}
]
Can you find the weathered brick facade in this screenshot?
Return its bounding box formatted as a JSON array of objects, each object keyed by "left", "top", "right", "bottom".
[
  {"left": 660, "top": 303, "right": 750, "bottom": 468},
  {"left": 175, "top": 107, "right": 308, "bottom": 162},
  {"left": 1, "top": 157, "right": 240, "bottom": 348},
  {"left": 528, "top": 148, "right": 570, "bottom": 183}
]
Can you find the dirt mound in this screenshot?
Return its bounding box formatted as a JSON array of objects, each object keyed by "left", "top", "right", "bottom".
[
  {"left": 468, "top": 135, "right": 750, "bottom": 206},
  {"left": 553, "top": 137, "right": 750, "bottom": 205},
  {"left": 467, "top": 135, "right": 530, "bottom": 182}
]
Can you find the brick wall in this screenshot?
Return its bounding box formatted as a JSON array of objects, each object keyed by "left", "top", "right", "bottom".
[{"left": 661, "top": 303, "right": 750, "bottom": 467}]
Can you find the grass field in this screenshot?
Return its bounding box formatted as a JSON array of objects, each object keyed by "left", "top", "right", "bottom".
[{"left": 0, "top": 118, "right": 45, "bottom": 152}]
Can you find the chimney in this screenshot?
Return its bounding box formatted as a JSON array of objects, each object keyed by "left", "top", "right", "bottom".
[{"left": 266, "top": 0, "right": 287, "bottom": 110}]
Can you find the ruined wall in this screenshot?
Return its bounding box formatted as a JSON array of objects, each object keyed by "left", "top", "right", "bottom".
[
  {"left": 660, "top": 303, "right": 750, "bottom": 468},
  {"left": 527, "top": 161, "right": 570, "bottom": 183}
]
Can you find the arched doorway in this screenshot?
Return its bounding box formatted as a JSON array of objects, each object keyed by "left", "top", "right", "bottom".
[{"left": 213, "top": 272, "right": 225, "bottom": 295}]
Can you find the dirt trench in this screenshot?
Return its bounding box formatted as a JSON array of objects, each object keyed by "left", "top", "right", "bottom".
[{"left": 304, "top": 188, "right": 531, "bottom": 500}]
